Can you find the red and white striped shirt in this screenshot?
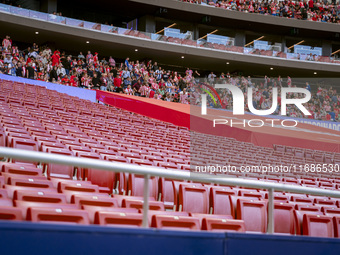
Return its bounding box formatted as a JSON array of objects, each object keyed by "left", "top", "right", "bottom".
[
  {"left": 139, "top": 85, "right": 149, "bottom": 96},
  {"left": 124, "top": 88, "right": 133, "bottom": 95}
]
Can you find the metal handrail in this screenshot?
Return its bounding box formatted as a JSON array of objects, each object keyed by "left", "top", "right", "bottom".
[{"left": 1, "top": 147, "right": 340, "bottom": 234}]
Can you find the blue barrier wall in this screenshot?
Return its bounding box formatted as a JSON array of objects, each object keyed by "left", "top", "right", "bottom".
[
  {"left": 0, "top": 221, "right": 339, "bottom": 255},
  {"left": 0, "top": 74, "right": 96, "bottom": 102}
]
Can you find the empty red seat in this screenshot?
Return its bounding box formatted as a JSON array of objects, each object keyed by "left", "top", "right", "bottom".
[
  {"left": 333, "top": 216, "right": 340, "bottom": 237},
  {"left": 294, "top": 210, "right": 324, "bottom": 235},
  {"left": 158, "top": 178, "right": 176, "bottom": 210},
  {"left": 210, "top": 187, "right": 236, "bottom": 217},
  {"left": 8, "top": 177, "right": 53, "bottom": 189},
  {"left": 314, "top": 198, "right": 336, "bottom": 206},
  {"left": 27, "top": 207, "right": 90, "bottom": 225},
  {"left": 44, "top": 148, "right": 74, "bottom": 179},
  {"left": 0, "top": 206, "right": 23, "bottom": 221},
  {"left": 112, "top": 194, "right": 156, "bottom": 207},
  {"left": 4, "top": 185, "right": 57, "bottom": 199},
  {"left": 128, "top": 174, "right": 158, "bottom": 200},
  {"left": 95, "top": 211, "right": 143, "bottom": 227},
  {"left": 151, "top": 215, "right": 200, "bottom": 230},
  {"left": 273, "top": 202, "right": 295, "bottom": 234},
  {"left": 58, "top": 182, "right": 100, "bottom": 202},
  {"left": 10, "top": 137, "right": 38, "bottom": 151},
  {"left": 0, "top": 175, "right": 4, "bottom": 187},
  {"left": 122, "top": 199, "right": 164, "bottom": 211},
  {"left": 295, "top": 204, "right": 321, "bottom": 212},
  {"left": 83, "top": 206, "right": 138, "bottom": 224},
  {"left": 236, "top": 199, "right": 267, "bottom": 233},
  {"left": 189, "top": 213, "right": 233, "bottom": 227},
  {"left": 71, "top": 194, "right": 118, "bottom": 208},
  {"left": 323, "top": 208, "right": 340, "bottom": 216},
  {"left": 1, "top": 163, "right": 42, "bottom": 177},
  {"left": 14, "top": 190, "right": 66, "bottom": 203},
  {"left": 0, "top": 189, "right": 8, "bottom": 199},
  {"left": 140, "top": 209, "right": 189, "bottom": 225},
  {"left": 15, "top": 200, "right": 78, "bottom": 218},
  {"left": 202, "top": 218, "right": 246, "bottom": 232},
  {"left": 303, "top": 214, "right": 334, "bottom": 237},
  {"left": 238, "top": 189, "right": 265, "bottom": 199},
  {"left": 178, "top": 184, "right": 209, "bottom": 214},
  {"left": 0, "top": 198, "right": 13, "bottom": 206}
]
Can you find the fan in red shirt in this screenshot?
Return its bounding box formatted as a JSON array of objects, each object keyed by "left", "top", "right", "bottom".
[
  {"left": 70, "top": 75, "right": 78, "bottom": 87},
  {"left": 61, "top": 76, "right": 70, "bottom": 86},
  {"left": 51, "top": 51, "right": 60, "bottom": 67},
  {"left": 114, "top": 75, "right": 122, "bottom": 88}
]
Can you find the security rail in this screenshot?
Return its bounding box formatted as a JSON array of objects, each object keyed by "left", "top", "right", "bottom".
[{"left": 1, "top": 147, "right": 340, "bottom": 234}]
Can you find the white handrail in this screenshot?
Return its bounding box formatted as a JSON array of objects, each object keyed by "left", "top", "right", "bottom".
[{"left": 1, "top": 147, "right": 340, "bottom": 233}]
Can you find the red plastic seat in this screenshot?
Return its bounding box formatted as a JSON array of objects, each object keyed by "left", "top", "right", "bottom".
[
  {"left": 294, "top": 210, "right": 324, "bottom": 235},
  {"left": 202, "top": 218, "right": 246, "bottom": 232},
  {"left": 1, "top": 163, "right": 42, "bottom": 177},
  {"left": 95, "top": 211, "right": 143, "bottom": 227},
  {"left": 151, "top": 215, "right": 200, "bottom": 230},
  {"left": 140, "top": 209, "right": 189, "bottom": 225},
  {"left": 323, "top": 208, "right": 340, "bottom": 216},
  {"left": 14, "top": 200, "right": 78, "bottom": 218},
  {"left": 58, "top": 183, "right": 100, "bottom": 202},
  {"left": 75, "top": 152, "right": 101, "bottom": 180},
  {"left": 295, "top": 204, "right": 321, "bottom": 212},
  {"left": 0, "top": 206, "right": 23, "bottom": 221},
  {"left": 83, "top": 206, "right": 138, "bottom": 224},
  {"left": 0, "top": 175, "right": 4, "bottom": 187},
  {"left": 314, "top": 198, "right": 336, "bottom": 206},
  {"left": 8, "top": 177, "right": 53, "bottom": 189},
  {"left": 178, "top": 184, "right": 209, "bottom": 214},
  {"left": 238, "top": 190, "right": 265, "bottom": 199},
  {"left": 0, "top": 198, "right": 13, "bottom": 206},
  {"left": 303, "top": 214, "right": 334, "bottom": 237},
  {"left": 122, "top": 199, "right": 164, "bottom": 211},
  {"left": 127, "top": 174, "right": 158, "bottom": 200},
  {"left": 112, "top": 194, "right": 156, "bottom": 207},
  {"left": 27, "top": 207, "right": 90, "bottom": 225},
  {"left": 273, "top": 202, "right": 295, "bottom": 234},
  {"left": 210, "top": 187, "right": 236, "bottom": 217},
  {"left": 236, "top": 199, "right": 267, "bottom": 233},
  {"left": 71, "top": 194, "right": 118, "bottom": 208},
  {"left": 189, "top": 213, "right": 233, "bottom": 228},
  {"left": 10, "top": 137, "right": 38, "bottom": 151},
  {"left": 0, "top": 189, "right": 8, "bottom": 199},
  {"left": 44, "top": 148, "right": 74, "bottom": 179},
  {"left": 158, "top": 178, "right": 176, "bottom": 210},
  {"left": 14, "top": 190, "right": 66, "bottom": 203},
  {"left": 333, "top": 216, "right": 340, "bottom": 237}
]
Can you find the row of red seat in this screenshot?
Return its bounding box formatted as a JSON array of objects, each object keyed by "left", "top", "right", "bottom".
[{"left": 1, "top": 175, "right": 340, "bottom": 237}]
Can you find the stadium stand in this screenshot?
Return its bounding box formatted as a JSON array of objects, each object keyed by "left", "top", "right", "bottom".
[
  {"left": 1, "top": 34, "right": 339, "bottom": 121},
  {"left": 180, "top": 0, "right": 340, "bottom": 24},
  {"left": 0, "top": 78, "right": 339, "bottom": 238}
]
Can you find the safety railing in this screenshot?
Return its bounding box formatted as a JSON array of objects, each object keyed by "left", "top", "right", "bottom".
[{"left": 1, "top": 147, "right": 340, "bottom": 233}]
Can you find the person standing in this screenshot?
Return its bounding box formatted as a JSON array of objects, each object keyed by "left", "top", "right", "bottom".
[{"left": 26, "top": 63, "right": 35, "bottom": 79}]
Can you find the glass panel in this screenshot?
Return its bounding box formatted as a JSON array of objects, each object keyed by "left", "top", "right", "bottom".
[
  {"left": 47, "top": 14, "right": 66, "bottom": 23},
  {"left": 10, "top": 6, "right": 29, "bottom": 17},
  {"left": 101, "top": 24, "right": 115, "bottom": 32},
  {"left": 0, "top": 3, "right": 10, "bottom": 12},
  {"left": 83, "top": 21, "right": 98, "bottom": 30},
  {"left": 65, "top": 18, "right": 84, "bottom": 27},
  {"left": 29, "top": 10, "right": 48, "bottom": 20}
]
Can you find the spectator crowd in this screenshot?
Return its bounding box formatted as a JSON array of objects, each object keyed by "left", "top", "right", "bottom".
[
  {"left": 0, "top": 35, "right": 339, "bottom": 122},
  {"left": 180, "top": 0, "right": 340, "bottom": 23}
]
